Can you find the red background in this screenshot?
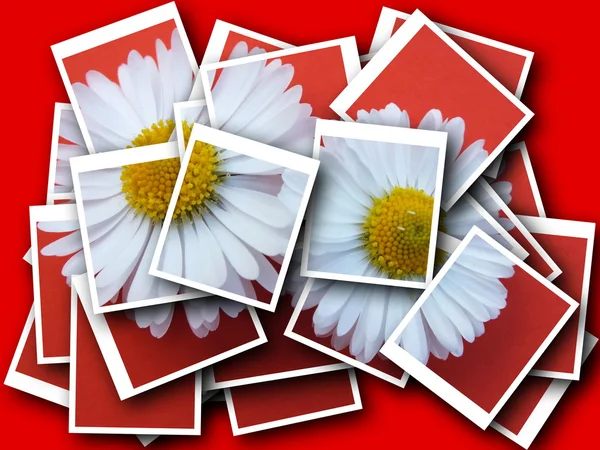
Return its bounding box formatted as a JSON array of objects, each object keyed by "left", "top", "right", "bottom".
[
  {"left": 36, "top": 228, "right": 74, "bottom": 359},
  {"left": 2, "top": 0, "right": 599, "bottom": 449}
]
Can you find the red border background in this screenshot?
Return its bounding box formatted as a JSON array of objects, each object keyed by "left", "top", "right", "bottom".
[{"left": 3, "top": 1, "right": 599, "bottom": 449}]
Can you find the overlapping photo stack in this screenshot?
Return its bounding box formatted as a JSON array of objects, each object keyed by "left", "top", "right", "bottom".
[{"left": 6, "top": 3, "right": 596, "bottom": 448}]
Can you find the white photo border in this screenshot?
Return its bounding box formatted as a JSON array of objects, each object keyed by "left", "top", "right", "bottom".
[
  {"left": 200, "top": 36, "right": 362, "bottom": 126},
  {"left": 51, "top": 2, "right": 198, "bottom": 154},
  {"left": 461, "top": 193, "right": 529, "bottom": 260},
  {"left": 225, "top": 368, "right": 362, "bottom": 435},
  {"left": 4, "top": 307, "right": 69, "bottom": 407},
  {"left": 472, "top": 178, "right": 560, "bottom": 281},
  {"left": 380, "top": 226, "right": 579, "bottom": 429},
  {"left": 330, "top": 9, "right": 534, "bottom": 211},
  {"left": 173, "top": 100, "right": 207, "bottom": 158},
  {"left": 301, "top": 119, "right": 447, "bottom": 289},
  {"left": 368, "top": 7, "right": 533, "bottom": 99},
  {"left": 150, "top": 125, "right": 320, "bottom": 312},
  {"left": 70, "top": 141, "right": 210, "bottom": 314},
  {"left": 68, "top": 277, "right": 202, "bottom": 435},
  {"left": 29, "top": 204, "right": 79, "bottom": 364},
  {"left": 518, "top": 215, "right": 595, "bottom": 380},
  {"left": 189, "top": 20, "right": 292, "bottom": 101},
  {"left": 203, "top": 359, "right": 349, "bottom": 390}
]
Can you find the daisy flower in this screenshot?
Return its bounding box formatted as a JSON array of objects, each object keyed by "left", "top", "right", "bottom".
[
  {"left": 130, "top": 297, "right": 246, "bottom": 339},
  {"left": 305, "top": 128, "right": 442, "bottom": 285},
  {"left": 72, "top": 28, "right": 194, "bottom": 152},
  {"left": 295, "top": 233, "right": 514, "bottom": 365},
  {"left": 357, "top": 103, "right": 489, "bottom": 206},
  {"left": 156, "top": 132, "right": 309, "bottom": 301},
  {"left": 205, "top": 42, "right": 317, "bottom": 157},
  {"left": 53, "top": 108, "right": 88, "bottom": 192},
  {"left": 41, "top": 37, "right": 313, "bottom": 313}
]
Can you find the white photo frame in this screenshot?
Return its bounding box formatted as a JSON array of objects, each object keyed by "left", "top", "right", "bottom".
[
  {"left": 68, "top": 279, "right": 202, "bottom": 435},
  {"left": 46, "top": 103, "right": 87, "bottom": 203},
  {"left": 51, "top": 2, "right": 198, "bottom": 154},
  {"left": 203, "top": 359, "right": 349, "bottom": 390},
  {"left": 301, "top": 119, "right": 447, "bottom": 289},
  {"left": 330, "top": 10, "right": 534, "bottom": 211},
  {"left": 150, "top": 125, "right": 320, "bottom": 311},
  {"left": 70, "top": 141, "right": 210, "bottom": 314},
  {"left": 29, "top": 204, "right": 79, "bottom": 364},
  {"left": 4, "top": 307, "right": 69, "bottom": 407},
  {"left": 518, "top": 215, "right": 595, "bottom": 380},
  {"left": 225, "top": 369, "right": 362, "bottom": 435},
  {"left": 172, "top": 100, "right": 208, "bottom": 158},
  {"left": 368, "top": 7, "right": 533, "bottom": 99},
  {"left": 200, "top": 37, "right": 362, "bottom": 129},
  {"left": 189, "top": 20, "right": 292, "bottom": 101},
  {"left": 380, "top": 227, "right": 579, "bottom": 429}
]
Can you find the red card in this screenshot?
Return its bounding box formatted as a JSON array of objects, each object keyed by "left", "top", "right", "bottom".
[
  {"left": 5, "top": 308, "right": 69, "bottom": 407},
  {"left": 30, "top": 204, "right": 80, "bottom": 364},
  {"left": 70, "top": 294, "right": 201, "bottom": 434},
  {"left": 225, "top": 369, "right": 361, "bottom": 434},
  {"left": 381, "top": 229, "right": 578, "bottom": 429},
  {"left": 518, "top": 216, "right": 595, "bottom": 379}
]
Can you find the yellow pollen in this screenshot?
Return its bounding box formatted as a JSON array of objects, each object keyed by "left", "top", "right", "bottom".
[
  {"left": 129, "top": 119, "right": 176, "bottom": 147},
  {"left": 362, "top": 186, "right": 435, "bottom": 279},
  {"left": 121, "top": 120, "right": 221, "bottom": 222}
]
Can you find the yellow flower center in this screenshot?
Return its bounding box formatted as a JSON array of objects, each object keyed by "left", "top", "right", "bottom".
[
  {"left": 130, "top": 119, "right": 176, "bottom": 147},
  {"left": 121, "top": 120, "right": 221, "bottom": 222},
  {"left": 362, "top": 186, "right": 434, "bottom": 279}
]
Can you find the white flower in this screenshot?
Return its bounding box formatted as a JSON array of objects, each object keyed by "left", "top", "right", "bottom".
[
  {"left": 206, "top": 42, "right": 316, "bottom": 157},
  {"left": 306, "top": 123, "right": 442, "bottom": 284},
  {"left": 54, "top": 109, "right": 88, "bottom": 192},
  {"left": 157, "top": 141, "right": 308, "bottom": 300},
  {"left": 358, "top": 103, "right": 489, "bottom": 205},
  {"left": 72, "top": 29, "right": 193, "bottom": 152},
  {"left": 298, "top": 234, "right": 514, "bottom": 365},
  {"left": 130, "top": 298, "right": 245, "bottom": 339}
]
